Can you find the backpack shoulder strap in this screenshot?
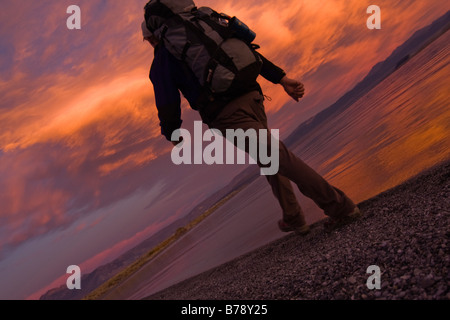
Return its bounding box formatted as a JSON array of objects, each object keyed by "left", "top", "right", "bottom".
[{"left": 193, "top": 7, "right": 233, "bottom": 39}]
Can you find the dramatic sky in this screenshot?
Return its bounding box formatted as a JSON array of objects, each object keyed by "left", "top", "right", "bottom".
[{"left": 0, "top": 0, "right": 447, "bottom": 299}]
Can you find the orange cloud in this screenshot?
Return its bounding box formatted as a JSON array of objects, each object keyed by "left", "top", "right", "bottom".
[{"left": 198, "top": 0, "right": 447, "bottom": 116}]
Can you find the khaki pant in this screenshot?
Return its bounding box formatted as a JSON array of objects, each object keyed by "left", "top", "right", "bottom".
[{"left": 210, "top": 91, "right": 356, "bottom": 226}]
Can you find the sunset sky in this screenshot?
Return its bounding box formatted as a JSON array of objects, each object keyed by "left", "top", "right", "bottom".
[{"left": 0, "top": 0, "right": 448, "bottom": 299}]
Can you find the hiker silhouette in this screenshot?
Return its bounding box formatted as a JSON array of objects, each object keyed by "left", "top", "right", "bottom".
[{"left": 142, "top": 0, "right": 360, "bottom": 233}]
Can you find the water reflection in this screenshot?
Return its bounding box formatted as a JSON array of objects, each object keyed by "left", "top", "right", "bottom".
[{"left": 307, "top": 32, "right": 450, "bottom": 202}]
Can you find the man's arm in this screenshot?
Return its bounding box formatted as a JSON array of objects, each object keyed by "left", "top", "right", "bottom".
[
  {"left": 258, "top": 52, "right": 286, "bottom": 84},
  {"left": 150, "top": 47, "right": 183, "bottom": 142},
  {"left": 257, "top": 52, "right": 305, "bottom": 102}
]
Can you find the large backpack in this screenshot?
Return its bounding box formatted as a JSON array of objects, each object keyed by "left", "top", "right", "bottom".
[{"left": 144, "top": 0, "right": 263, "bottom": 104}]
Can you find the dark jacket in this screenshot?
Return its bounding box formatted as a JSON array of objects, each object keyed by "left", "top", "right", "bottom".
[{"left": 150, "top": 44, "right": 286, "bottom": 141}]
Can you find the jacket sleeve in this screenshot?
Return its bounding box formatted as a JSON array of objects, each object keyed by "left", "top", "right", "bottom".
[
  {"left": 257, "top": 52, "right": 287, "bottom": 84},
  {"left": 150, "top": 47, "right": 183, "bottom": 141}
]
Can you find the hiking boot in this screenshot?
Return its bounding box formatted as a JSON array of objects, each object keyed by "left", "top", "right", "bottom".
[
  {"left": 278, "top": 220, "right": 310, "bottom": 235},
  {"left": 324, "top": 207, "right": 362, "bottom": 233}
]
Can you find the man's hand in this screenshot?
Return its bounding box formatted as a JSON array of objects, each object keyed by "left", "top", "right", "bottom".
[
  {"left": 171, "top": 136, "right": 183, "bottom": 147},
  {"left": 280, "top": 76, "right": 305, "bottom": 102}
]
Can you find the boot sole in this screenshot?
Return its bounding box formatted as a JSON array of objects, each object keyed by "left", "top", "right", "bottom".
[{"left": 278, "top": 220, "right": 311, "bottom": 235}]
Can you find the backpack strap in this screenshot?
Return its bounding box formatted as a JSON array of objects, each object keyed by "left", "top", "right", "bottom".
[{"left": 192, "top": 8, "right": 233, "bottom": 40}]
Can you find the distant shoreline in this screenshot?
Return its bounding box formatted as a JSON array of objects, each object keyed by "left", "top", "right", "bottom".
[
  {"left": 83, "top": 187, "right": 245, "bottom": 300},
  {"left": 145, "top": 159, "right": 450, "bottom": 300}
]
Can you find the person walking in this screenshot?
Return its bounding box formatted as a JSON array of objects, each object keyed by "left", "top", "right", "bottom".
[{"left": 141, "top": 6, "right": 360, "bottom": 234}]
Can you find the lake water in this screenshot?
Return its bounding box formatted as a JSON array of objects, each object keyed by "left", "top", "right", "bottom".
[{"left": 104, "top": 31, "right": 450, "bottom": 300}]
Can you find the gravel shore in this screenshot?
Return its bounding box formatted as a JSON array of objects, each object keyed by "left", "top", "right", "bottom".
[{"left": 146, "top": 160, "right": 450, "bottom": 300}]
